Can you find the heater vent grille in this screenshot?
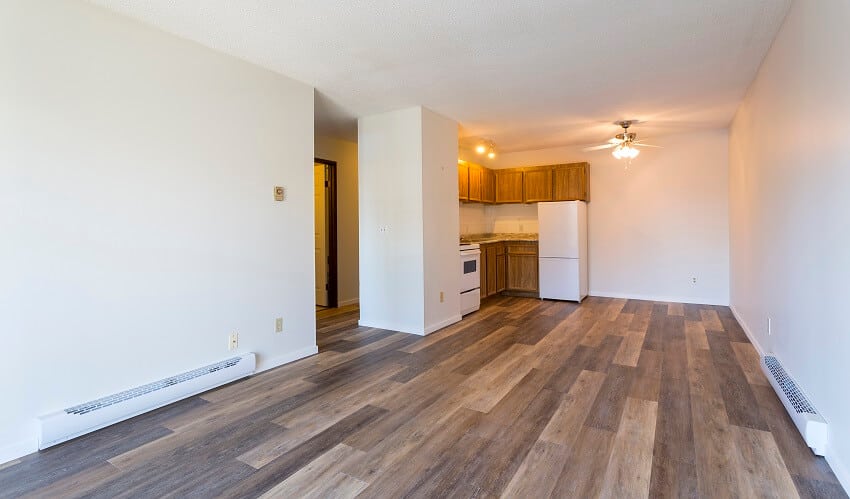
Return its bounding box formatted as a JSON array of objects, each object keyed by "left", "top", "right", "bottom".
[
  {"left": 763, "top": 355, "right": 816, "bottom": 414},
  {"left": 64, "top": 357, "right": 242, "bottom": 415}
]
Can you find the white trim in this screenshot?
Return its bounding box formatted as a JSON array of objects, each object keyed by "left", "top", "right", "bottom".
[
  {"left": 337, "top": 298, "right": 359, "bottom": 307},
  {"left": 0, "top": 438, "right": 37, "bottom": 467},
  {"left": 0, "top": 345, "right": 320, "bottom": 467},
  {"left": 423, "top": 314, "right": 462, "bottom": 335},
  {"left": 731, "top": 306, "right": 849, "bottom": 494},
  {"left": 257, "top": 345, "right": 318, "bottom": 372},
  {"left": 358, "top": 319, "right": 422, "bottom": 335},
  {"left": 826, "top": 443, "right": 850, "bottom": 496},
  {"left": 729, "top": 304, "right": 767, "bottom": 356},
  {"left": 589, "top": 290, "right": 728, "bottom": 306}
]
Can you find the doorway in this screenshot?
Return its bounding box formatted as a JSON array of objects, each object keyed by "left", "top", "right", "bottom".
[{"left": 314, "top": 158, "right": 338, "bottom": 308}]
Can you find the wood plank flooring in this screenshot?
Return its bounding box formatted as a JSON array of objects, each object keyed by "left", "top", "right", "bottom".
[{"left": 2, "top": 296, "right": 846, "bottom": 498}]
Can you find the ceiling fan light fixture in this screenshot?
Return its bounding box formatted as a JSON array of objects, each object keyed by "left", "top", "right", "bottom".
[
  {"left": 487, "top": 146, "right": 496, "bottom": 159},
  {"left": 612, "top": 143, "right": 639, "bottom": 160},
  {"left": 475, "top": 144, "right": 487, "bottom": 154}
]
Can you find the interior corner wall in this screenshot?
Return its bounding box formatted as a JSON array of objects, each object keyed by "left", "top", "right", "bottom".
[
  {"left": 486, "top": 130, "right": 730, "bottom": 305},
  {"left": 728, "top": 0, "right": 850, "bottom": 489},
  {"left": 0, "top": 0, "right": 316, "bottom": 463},
  {"left": 421, "top": 108, "right": 461, "bottom": 333},
  {"left": 357, "top": 108, "right": 426, "bottom": 333},
  {"left": 314, "top": 135, "right": 359, "bottom": 306}
]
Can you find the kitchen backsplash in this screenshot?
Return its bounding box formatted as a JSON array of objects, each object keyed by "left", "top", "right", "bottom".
[{"left": 459, "top": 202, "right": 539, "bottom": 235}]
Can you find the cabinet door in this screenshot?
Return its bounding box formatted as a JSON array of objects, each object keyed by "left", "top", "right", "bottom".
[
  {"left": 468, "top": 164, "right": 483, "bottom": 202},
  {"left": 495, "top": 243, "right": 506, "bottom": 292},
  {"left": 486, "top": 244, "right": 498, "bottom": 295},
  {"left": 482, "top": 168, "right": 496, "bottom": 203},
  {"left": 523, "top": 167, "right": 553, "bottom": 203},
  {"left": 458, "top": 162, "right": 469, "bottom": 201},
  {"left": 495, "top": 169, "right": 523, "bottom": 203},
  {"left": 479, "top": 244, "right": 488, "bottom": 297},
  {"left": 553, "top": 163, "right": 589, "bottom": 201},
  {"left": 506, "top": 243, "right": 539, "bottom": 292}
]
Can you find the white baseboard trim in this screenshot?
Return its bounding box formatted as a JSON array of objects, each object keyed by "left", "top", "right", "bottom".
[
  {"left": 729, "top": 304, "right": 767, "bottom": 356},
  {"left": 0, "top": 437, "right": 37, "bottom": 467},
  {"left": 423, "top": 314, "right": 462, "bottom": 336},
  {"left": 257, "top": 345, "right": 319, "bottom": 372},
  {"left": 589, "top": 290, "right": 728, "bottom": 306},
  {"left": 827, "top": 443, "right": 850, "bottom": 496},
  {"left": 337, "top": 298, "right": 359, "bottom": 307},
  {"left": 358, "top": 319, "right": 419, "bottom": 335}
]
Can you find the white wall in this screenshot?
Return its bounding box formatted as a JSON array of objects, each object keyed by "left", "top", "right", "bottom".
[
  {"left": 459, "top": 203, "right": 539, "bottom": 235},
  {"left": 358, "top": 108, "right": 426, "bottom": 333},
  {"left": 484, "top": 130, "right": 730, "bottom": 305},
  {"left": 0, "top": 0, "right": 316, "bottom": 462},
  {"left": 314, "top": 135, "right": 359, "bottom": 306},
  {"left": 729, "top": 0, "right": 850, "bottom": 488},
  {"left": 421, "top": 108, "right": 462, "bottom": 333},
  {"left": 358, "top": 106, "right": 460, "bottom": 335}
]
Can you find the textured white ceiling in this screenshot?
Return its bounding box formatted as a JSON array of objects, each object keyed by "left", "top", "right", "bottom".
[{"left": 90, "top": 0, "right": 790, "bottom": 152}]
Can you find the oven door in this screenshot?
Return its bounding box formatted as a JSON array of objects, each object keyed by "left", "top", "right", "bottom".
[{"left": 460, "top": 249, "right": 481, "bottom": 293}]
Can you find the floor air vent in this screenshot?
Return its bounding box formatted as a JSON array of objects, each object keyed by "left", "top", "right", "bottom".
[
  {"left": 38, "top": 353, "right": 256, "bottom": 449},
  {"left": 761, "top": 355, "right": 827, "bottom": 455}
]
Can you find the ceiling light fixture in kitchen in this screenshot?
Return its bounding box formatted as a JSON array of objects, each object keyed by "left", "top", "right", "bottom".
[{"left": 475, "top": 140, "right": 496, "bottom": 159}]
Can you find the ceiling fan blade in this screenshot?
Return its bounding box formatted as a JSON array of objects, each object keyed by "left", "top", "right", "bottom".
[
  {"left": 608, "top": 138, "right": 624, "bottom": 144},
  {"left": 634, "top": 142, "right": 663, "bottom": 148},
  {"left": 582, "top": 143, "right": 619, "bottom": 151}
]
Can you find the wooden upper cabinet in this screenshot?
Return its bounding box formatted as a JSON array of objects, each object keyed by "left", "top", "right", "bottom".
[
  {"left": 523, "top": 167, "right": 553, "bottom": 203},
  {"left": 495, "top": 169, "right": 524, "bottom": 203},
  {"left": 459, "top": 162, "right": 588, "bottom": 204},
  {"left": 481, "top": 168, "right": 496, "bottom": 203},
  {"left": 458, "top": 162, "right": 469, "bottom": 201},
  {"left": 553, "top": 162, "right": 589, "bottom": 201},
  {"left": 468, "top": 164, "right": 483, "bottom": 202}
]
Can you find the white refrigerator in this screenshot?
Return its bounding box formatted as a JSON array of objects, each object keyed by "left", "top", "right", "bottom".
[{"left": 537, "top": 201, "right": 588, "bottom": 302}]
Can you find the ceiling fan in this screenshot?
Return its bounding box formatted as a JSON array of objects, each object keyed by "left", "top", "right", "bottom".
[{"left": 582, "top": 120, "right": 661, "bottom": 159}]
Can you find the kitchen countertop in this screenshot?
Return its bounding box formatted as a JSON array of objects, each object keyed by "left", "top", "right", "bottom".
[{"left": 460, "top": 233, "right": 539, "bottom": 244}]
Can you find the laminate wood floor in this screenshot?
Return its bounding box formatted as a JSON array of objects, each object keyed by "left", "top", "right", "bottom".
[{"left": 2, "top": 296, "right": 846, "bottom": 498}]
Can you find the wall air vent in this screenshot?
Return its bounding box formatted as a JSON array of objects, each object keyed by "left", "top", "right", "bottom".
[
  {"left": 761, "top": 355, "right": 827, "bottom": 455},
  {"left": 38, "top": 353, "right": 255, "bottom": 449}
]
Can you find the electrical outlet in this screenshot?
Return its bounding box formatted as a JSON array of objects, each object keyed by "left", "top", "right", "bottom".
[
  {"left": 440, "top": 291, "right": 444, "bottom": 303},
  {"left": 228, "top": 332, "right": 238, "bottom": 351},
  {"left": 690, "top": 276, "right": 697, "bottom": 285},
  {"left": 768, "top": 317, "right": 772, "bottom": 336},
  {"left": 275, "top": 317, "right": 283, "bottom": 333}
]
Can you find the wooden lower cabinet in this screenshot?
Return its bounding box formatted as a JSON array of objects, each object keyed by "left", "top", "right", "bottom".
[
  {"left": 495, "top": 243, "right": 506, "bottom": 293},
  {"left": 480, "top": 241, "right": 536, "bottom": 298},
  {"left": 505, "top": 242, "right": 539, "bottom": 294},
  {"left": 479, "top": 243, "right": 501, "bottom": 298}
]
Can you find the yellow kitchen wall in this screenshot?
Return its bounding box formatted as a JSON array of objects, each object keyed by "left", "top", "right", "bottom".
[{"left": 315, "top": 135, "right": 360, "bottom": 306}]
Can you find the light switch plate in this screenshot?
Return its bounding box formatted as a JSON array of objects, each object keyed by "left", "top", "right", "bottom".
[{"left": 274, "top": 186, "right": 285, "bottom": 201}]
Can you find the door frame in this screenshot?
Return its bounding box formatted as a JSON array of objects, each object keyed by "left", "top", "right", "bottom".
[{"left": 315, "top": 157, "right": 338, "bottom": 308}]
